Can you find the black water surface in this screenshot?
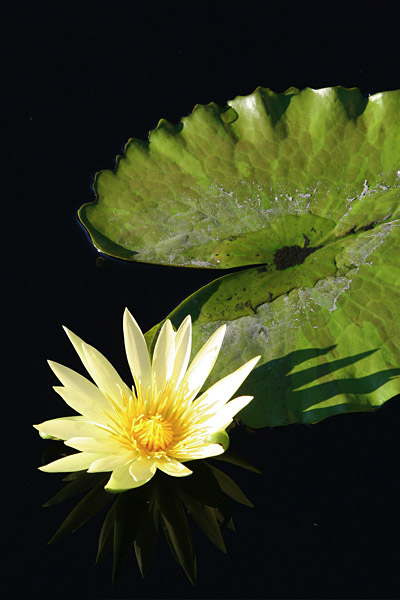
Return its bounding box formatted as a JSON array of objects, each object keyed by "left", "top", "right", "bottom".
[{"left": 6, "top": 2, "right": 400, "bottom": 598}]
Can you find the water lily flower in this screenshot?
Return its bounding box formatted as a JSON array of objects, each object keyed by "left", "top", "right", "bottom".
[{"left": 35, "top": 309, "right": 260, "bottom": 493}]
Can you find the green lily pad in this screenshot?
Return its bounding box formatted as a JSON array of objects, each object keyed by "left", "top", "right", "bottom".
[
  {"left": 79, "top": 86, "right": 400, "bottom": 269},
  {"left": 145, "top": 214, "right": 400, "bottom": 427},
  {"left": 80, "top": 86, "right": 400, "bottom": 428}
]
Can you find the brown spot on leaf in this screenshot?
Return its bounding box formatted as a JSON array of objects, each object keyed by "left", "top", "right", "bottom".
[{"left": 273, "top": 243, "right": 321, "bottom": 270}]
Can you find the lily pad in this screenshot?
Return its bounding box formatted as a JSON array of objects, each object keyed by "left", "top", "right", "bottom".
[
  {"left": 79, "top": 86, "right": 400, "bottom": 269},
  {"left": 80, "top": 86, "right": 400, "bottom": 428},
  {"left": 145, "top": 220, "right": 400, "bottom": 427}
]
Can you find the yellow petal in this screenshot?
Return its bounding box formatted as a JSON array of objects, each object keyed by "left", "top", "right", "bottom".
[
  {"left": 88, "top": 454, "right": 130, "bottom": 473},
  {"left": 62, "top": 327, "right": 92, "bottom": 375},
  {"left": 173, "top": 443, "right": 225, "bottom": 461},
  {"left": 128, "top": 457, "right": 157, "bottom": 482},
  {"left": 151, "top": 320, "right": 174, "bottom": 399},
  {"left": 64, "top": 436, "right": 118, "bottom": 453},
  {"left": 82, "top": 342, "right": 131, "bottom": 404},
  {"left": 34, "top": 417, "right": 107, "bottom": 440},
  {"left": 63, "top": 326, "right": 131, "bottom": 402},
  {"left": 157, "top": 458, "right": 192, "bottom": 477},
  {"left": 170, "top": 315, "right": 192, "bottom": 390},
  {"left": 39, "top": 452, "right": 103, "bottom": 472},
  {"left": 48, "top": 361, "right": 112, "bottom": 414},
  {"left": 105, "top": 463, "right": 151, "bottom": 493},
  {"left": 205, "top": 395, "right": 254, "bottom": 431},
  {"left": 192, "top": 355, "right": 260, "bottom": 413},
  {"left": 52, "top": 386, "right": 108, "bottom": 423},
  {"left": 123, "top": 308, "right": 152, "bottom": 395},
  {"left": 181, "top": 325, "right": 226, "bottom": 402}
]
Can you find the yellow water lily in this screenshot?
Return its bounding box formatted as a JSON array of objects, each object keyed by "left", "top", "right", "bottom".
[{"left": 35, "top": 309, "right": 260, "bottom": 493}]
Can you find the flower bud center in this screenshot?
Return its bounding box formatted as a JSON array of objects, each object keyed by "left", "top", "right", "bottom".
[{"left": 132, "top": 414, "right": 174, "bottom": 451}]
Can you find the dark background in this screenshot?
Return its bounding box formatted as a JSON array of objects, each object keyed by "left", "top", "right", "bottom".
[{"left": 5, "top": 1, "right": 400, "bottom": 598}]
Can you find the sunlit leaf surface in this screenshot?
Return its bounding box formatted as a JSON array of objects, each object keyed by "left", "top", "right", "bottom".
[
  {"left": 145, "top": 234, "right": 400, "bottom": 427},
  {"left": 79, "top": 87, "right": 399, "bottom": 268}
]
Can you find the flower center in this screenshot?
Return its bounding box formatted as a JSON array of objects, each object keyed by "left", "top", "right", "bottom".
[{"left": 131, "top": 414, "right": 174, "bottom": 452}]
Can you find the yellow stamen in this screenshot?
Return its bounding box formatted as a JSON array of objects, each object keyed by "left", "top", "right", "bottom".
[{"left": 131, "top": 414, "right": 174, "bottom": 451}]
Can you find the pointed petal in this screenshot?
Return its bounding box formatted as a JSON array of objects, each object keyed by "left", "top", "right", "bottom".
[
  {"left": 128, "top": 457, "right": 157, "bottom": 482},
  {"left": 151, "top": 320, "right": 174, "bottom": 398},
  {"left": 33, "top": 417, "right": 109, "bottom": 441},
  {"left": 203, "top": 396, "right": 254, "bottom": 431},
  {"left": 62, "top": 327, "right": 92, "bottom": 375},
  {"left": 173, "top": 443, "right": 225, "bottom": 461},
  {"left": 224, "top": 395, "right": 254, "bottom": 417},
  {"left": 105, "top": 463, "right": 151, "bottom": 493},
  {"left": 193, "top": 355, "right": 260, "bottom": 413},
  {"left": 88, "top": 454, "right": 131, "bottom": 473},
  {"left": 52, "top": 386, "right": 108, "bottom": 423},
  {"left": 64, "top": 436, "right": 119, "bottom": 453},
  {"left": 39, "top": 452, "right": 103, "bottom": 472},
  {"left": 170, "top": 316, "right": 192, "bottom": 390},
  {"left": 157, "top": 458, "right": 192, "bottom": 477},
  {"left": 63, "top": 327, "right": 131, "bottom": 402},
  {"left": 48, "top": 361, "right": 112, "bottom": 414},
  {"left": 123, "top": 308, "right": 152, "bottom": 396},
  {"left": 180, "top": 325, "right": 226, "bottom": 402},
  {"left": 224, "top": 396, "right": 254, "bottom": 417},
  {"left": 82, "top": 342, "right": 131, "bottom": 404}
]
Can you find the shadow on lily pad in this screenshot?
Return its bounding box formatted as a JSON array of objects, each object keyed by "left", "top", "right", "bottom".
[{"left": 239, "top": 346, "right": 400, "bottom": 427}]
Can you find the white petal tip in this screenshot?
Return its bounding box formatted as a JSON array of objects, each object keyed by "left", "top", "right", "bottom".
[
  {"left": 62, "top": 326, "right": 81, "bottom": 344},
  {"left": 38, "top": 465, "right": 52, "bottom": 472},
  {"left": 123, "top": 307, "right": 132, "bottom": 319},
  {"left": 172, "top": 468, "right": 192, "bottom": 478},
  {"left": 123, "top": 307, "right": 136, "bottom": 322}
]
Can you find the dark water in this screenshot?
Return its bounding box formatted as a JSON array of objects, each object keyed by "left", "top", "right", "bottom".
[{"left": 7, "top": 2, "right": 400, "bottom": 598}]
